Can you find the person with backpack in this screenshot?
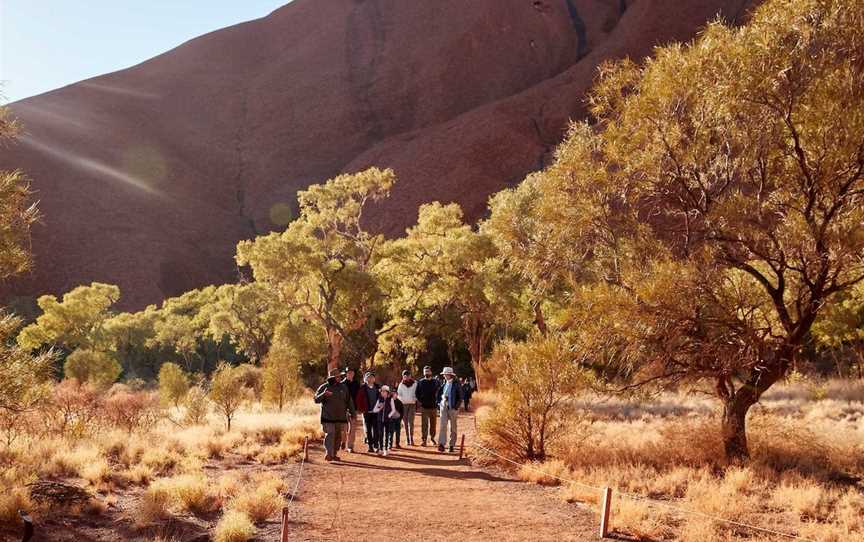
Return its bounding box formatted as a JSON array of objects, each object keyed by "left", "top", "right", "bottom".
[
  {"left": 436, "top": 366, "right": 462, "bottom": 453},
  {"left": 396, "top": 369, "right": 418, "bottom": 446},
  {"left": 415, "top": 365, "right": 440, "bottom": 446},
  {"left": 354, "top": 371, "right": 382, "bottom": 454},
  {"left": 372, "top": 385, "right": 403, "bottom": 456},
  {"left": 314, "top": 368, "right": 355, "bottom": 462}
]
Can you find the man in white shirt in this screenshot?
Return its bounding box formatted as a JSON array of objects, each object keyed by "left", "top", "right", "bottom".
[{"left": 396, "top": 369, "right": 418, "bottom": 446}]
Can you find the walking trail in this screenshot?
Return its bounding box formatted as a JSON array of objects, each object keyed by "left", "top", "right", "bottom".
[{"left": 283, "top": 412, "right": 598, "bottom": 542}]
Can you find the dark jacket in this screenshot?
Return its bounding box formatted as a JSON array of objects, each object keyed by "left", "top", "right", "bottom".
[
  {"left": 436, "top": 378, "right": 462, "bottom": 410},
  {"left": 461, "top": 382, "right": 474, "bottom": 399},
  {"left": 314, "top": 380, "right": 355, "bottom": 423},
  {"left": 415, "top": 377, "right": 440, "bottom": 409},
  {"left": 343, "top": 377, "right": 360, "bottom": 410},
  {"left": 373, "top": 395, "right": 404, "bottom": 423},
  {"left": 354, "top": 383, "right": 380, "bottom": 414}
]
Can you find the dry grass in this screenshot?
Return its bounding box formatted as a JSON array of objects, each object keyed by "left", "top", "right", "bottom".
[
  {"left": 0, "top": 394, "right": 319, "bottom": 536},
  {"left": 213, "top": 510, "right": 256, "bottom": 542},
  {"left": 481, "top": 379, "right": 864, "bottom": 541}
]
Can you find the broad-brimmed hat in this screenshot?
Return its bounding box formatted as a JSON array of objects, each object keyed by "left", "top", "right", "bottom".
[
  {"left": 440, "top": 367, "right": 455, "bottom": 376},
  {"left": 381, "top": 385, "right": 391, "bottom": 392}
]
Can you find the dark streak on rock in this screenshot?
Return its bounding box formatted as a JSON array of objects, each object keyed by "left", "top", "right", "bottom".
[{"left": 563, "top": 0, "right": 590, "bottom": 59}]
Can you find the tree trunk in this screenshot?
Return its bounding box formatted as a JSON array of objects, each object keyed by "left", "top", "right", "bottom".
[
  {"left": 721, "top": 394, "right": 752, "bottom": 461},
  {"left": 327, "top": 328, "right": 342, "bottom": 372}
]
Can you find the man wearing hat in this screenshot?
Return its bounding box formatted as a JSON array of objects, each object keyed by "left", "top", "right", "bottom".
[
  {"left": 415, "top": 365, "right": 440, "bottom": 446},
  {"left": 314, "top": 368, "right": 355, "bottom": 461},
  {"left": 435, "top": 366, "right": 463, "bottom": 453}
]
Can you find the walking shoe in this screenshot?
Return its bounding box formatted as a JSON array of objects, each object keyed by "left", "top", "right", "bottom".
[
  {"left": 449, "top": 446, "right": 455, "bottom": 453},
  {"left": 421, "top": 440, "right": 427, "bottom": 446},
  {"left": 367, "top": 447, "right": 375, "bottom": 454},
  {"left": 383, "top": 448, "right": 388, "bottom": 457},
  {"left": 437, "top": 445, "right": 445, "bottom": 452},
  {"left": 347, "top": 448, "right": 354, "bottom": 453},
  {"left": 431, "top": 438, "right": 437, "bottom": 445},
  {"left": 324, "top": 454, "right": 333, "bottom": 461},
  {"left": 332, "top": 455, "right": 341, "bottom": 462}
]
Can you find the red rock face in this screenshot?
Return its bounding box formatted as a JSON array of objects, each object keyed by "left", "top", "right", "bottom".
[{"left": 0, "top": 0, "right": 756, "bottom": 309}]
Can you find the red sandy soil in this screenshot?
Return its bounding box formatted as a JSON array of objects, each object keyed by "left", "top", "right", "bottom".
[
  {"left": 284, "top": 412, "right": 598, "bottom": 542},
  {"left": 0, "top": 0, "right": 758, "bottom": 310}
]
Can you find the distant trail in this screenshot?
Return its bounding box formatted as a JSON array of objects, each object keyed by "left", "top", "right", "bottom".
[{"left": 282, "top": 413, "right": 597, "bottom": 542}]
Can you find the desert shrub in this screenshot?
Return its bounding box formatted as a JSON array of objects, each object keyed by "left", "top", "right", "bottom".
[
  {"left": 227, "top": 477, "right": 285, "bottom": 523},
  {"left": 102, "top": 386, "right": 162, "bottom": 433},
  {"left": 209, "top": 363, "right": 249, "bottom": 431},
  {"left": 137, "top": 483, "right": 173, "bottom": 524},
  {"left": 44, "top": 379, "right": 103, "bottom": 437},
  {"left": 158, "top": 362, "right": 190, "bottom": 408},
  {"left": 150, "top": 474, "right": 219, "bottom": 515},
  {"left": 63, "top": 349, "right": 121, "bottom": 389},
  {"left": 481, "top": 334, "right": 591, "bottom": 460},
  {"left": 213, "top": 510, "right": 255, "bottom": 542},
  {"left": 517, "top": 459, "right": 570, "bottom": 486},
  {"left": 0, "top": 486, "right": 31, "bottom": 527},
  {"left": 182, "top": 385, "right": 210, "bottom": 425}
]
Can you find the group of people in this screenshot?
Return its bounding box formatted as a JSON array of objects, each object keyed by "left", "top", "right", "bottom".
[{"left": 314, "top": 365, "right": 476, "bottom": 461}]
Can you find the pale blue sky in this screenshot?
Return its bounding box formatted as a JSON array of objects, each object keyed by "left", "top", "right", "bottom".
[{"left": 0, "top": 1, "right": 290, "bottom": 103}]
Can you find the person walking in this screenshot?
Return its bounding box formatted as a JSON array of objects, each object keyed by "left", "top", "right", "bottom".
[
  {"left": 461, "top": 377, "right": 474, "bottom": 412},
  {"left": 314, "top": 368, "right": 355, "bottom": 462},
  {"left": 436, "top": 367, "right": 462, "bottom": 453},
  {"left": 415, "top": 366, "right": 440, "bottom": 446},
  {"left": 397, "top": 369, "right": 418, "bottom": 446},
  {"left": 341, "top": 367, "right": 360, "bottom": 453},
  {"left": 372, "top": 385, "right": 403, "bottom": 456},
  {"left": 354, "top": 371, "right": 382, "bottom": 454}
]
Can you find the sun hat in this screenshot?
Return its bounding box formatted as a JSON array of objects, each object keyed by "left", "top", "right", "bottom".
[
  {"left": 381, "top": 385, "right": 391, "bottom": 392},
  {"left": 440, "top": 367, "right": 455, "bottom": 376}
]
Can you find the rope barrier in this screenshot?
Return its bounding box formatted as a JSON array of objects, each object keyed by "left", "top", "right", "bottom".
[
  {"left": 280, "top": 436, "right": 310, "bottom": 542},
  {"left": 467, "top": 440, "right": 816, "bottom": 542}
]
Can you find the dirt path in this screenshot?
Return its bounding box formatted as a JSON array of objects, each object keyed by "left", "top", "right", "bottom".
[{"left": 283, "top": 412, "right": 597, "bottom": 542}]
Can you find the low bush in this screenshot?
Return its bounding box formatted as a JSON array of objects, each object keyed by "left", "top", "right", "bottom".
[{"left": 213, "top": 510, "right": 255, "bottom": 542}]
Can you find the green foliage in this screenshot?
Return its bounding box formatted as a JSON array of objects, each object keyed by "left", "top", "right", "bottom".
[
  {"left": 209, "top": 363, "right": 248, "bottom": 431},
  {"left": 63, "top": 349, "right": 121, "bottom": 389},
  {"left": 207, "top": 283, "right": 279, "bottom": 363},
  {"left": 376, "top": 202, "right": 522, "bottom": 383},
  {"left": 237, "top": 168, "right": 394, "bottom": 370},
  {"left": 485, "top": 0, "right": 864, "bottom": 459},
  {"left": 17, "top": 282, "right": 120, "bottom": 351},
  {"left": 158, "top": 362, "right": 190, "bottom": 407},
  {"left": 0, "top": 103, "right": 39, "bottom": 281},
  {"left": 0, "top": 312, "right": 55, "bottom": 415}
]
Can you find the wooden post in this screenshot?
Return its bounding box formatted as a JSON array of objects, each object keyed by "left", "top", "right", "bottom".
[
  {"left": 19, "top": 510, "right": 34, "bottom": 542},
  {"left": 599, "top": 487, "right": 612, "bottom": 539},
  {"left": 458, "top": 434, "right": 466, "bottom": 460},
  {"left": 303, "top": 436, "right": 309, "bottom": 462},
  {"left": 280, "top": 506, "right": 290, "bottom": 542}
]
